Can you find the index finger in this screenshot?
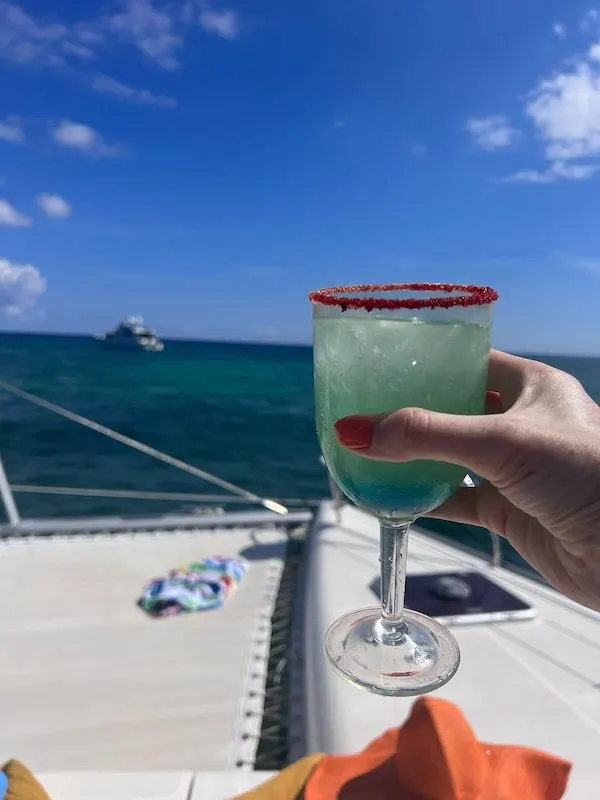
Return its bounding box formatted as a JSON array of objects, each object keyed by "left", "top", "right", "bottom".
[{"left": 487, "top": 350, "right": 531, "bottom": 409}]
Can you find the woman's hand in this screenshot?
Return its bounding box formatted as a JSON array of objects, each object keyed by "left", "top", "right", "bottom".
[{"left": 334, "top": 350, "right": 600, "bottom": 611}]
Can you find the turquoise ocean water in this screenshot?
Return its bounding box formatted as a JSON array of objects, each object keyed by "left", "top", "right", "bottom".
[
  {"left": 1, "top": 332, "right": 599, "bottom": 571},
  {"left": 0, "top": 334, "right": 321, "bottom": 520}
]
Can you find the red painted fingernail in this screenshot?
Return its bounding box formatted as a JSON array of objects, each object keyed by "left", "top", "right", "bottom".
[{"left": 334, "top": 416, "right": 374, "bottom": 450}]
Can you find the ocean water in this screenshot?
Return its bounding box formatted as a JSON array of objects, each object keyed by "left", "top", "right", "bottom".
[
  {"left": 0, "top": 334, "right": 321, "bottom": 520},
  {"left": 1, "top": 332, "right": 599, "bottom": 571}
]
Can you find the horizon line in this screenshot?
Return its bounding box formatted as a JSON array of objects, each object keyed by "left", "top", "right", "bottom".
[{"left": 0, "top": 329, "right": 597, "bottom": 358}]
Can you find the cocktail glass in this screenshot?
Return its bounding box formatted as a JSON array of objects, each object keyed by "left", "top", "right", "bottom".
[{"left": 310, "top": 283, "right": 498, "bottom": 696}]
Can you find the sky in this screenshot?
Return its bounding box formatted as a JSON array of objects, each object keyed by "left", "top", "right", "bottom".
[{"left": 2, "top": 1, "right": 600, "bottom": 353}]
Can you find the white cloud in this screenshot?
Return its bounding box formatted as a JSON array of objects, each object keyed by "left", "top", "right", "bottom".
[
  {"left": 553, "top": 22, "right": 566, "bottom": 39},
  {"left": 544, "top": 161, "right": 599, "bottom": 180},
  {"left": 1, "top": 1, "right": 243, "bottom": 74},
  {"left": 36, "top": 193, "right": 71, "bottom": 219},
  {"left": 502, "top": 169, "right": 553, "bottom": 184},
  {"left": 466, "top": 58, "right": 600, "bottom": 181},
  {"left": 525, "top": 63, "right": 600, "bottom": 161},
  {"left": 110, "top": 0, "right": 182, "bottom": 70},
  {"left": 0, "top": 117, "right": 23, "bottom": 143},
  {"left": 199, "top": 9, "right": 240, "bottom": 40},
  {"left": 556, "top": 252, "right": 600, "bottom": 280},
  {"left": 580, "top": 9, "right": 599, "bottom": 33},
  {"left": 0, "top": 2, "right": 66, "bottom": 64},
  {"left": 0, "top": 1, "right": 97, "bottom": 66},
  {"left": 91, "top": 74, "right": 176, "bottom": 107},
  {"left": 51, "top": 121, "right": 94, "bottom": 148},
  {"left": 501, "top": 161, "right": 600, "bottom": 184},
  {"left": 62, "top": 41, "right": 95, "bottom": 60},
  {"left": 0, "top": 198, "right": 31, "bottom": 227},
  {"left": 494, "top": 24, "right": 600, "bottom": 184},
  {"left": 0, "top": 258, "right": 46, "bottom": 315},
  {"left": 50, "top": 120, "right": 122, "bottom": 157},
  {"left": 466, "top": 116, "right": 520, "bottom": 151},
  {"left": 76, "top": 27, "right": 105, "bottom": 46}
]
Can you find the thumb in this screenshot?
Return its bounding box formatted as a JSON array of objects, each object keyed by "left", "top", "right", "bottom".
[{"left": 334, "top": 409, "right": 515, "bottom": 486}]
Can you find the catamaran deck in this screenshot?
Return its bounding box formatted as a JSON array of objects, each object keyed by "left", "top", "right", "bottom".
[
  {"left": 301, "top": 502, "right": 600, "bottom": 799},
  {"left": 1, "top": 502, "right": 599, "bottom": 798},
  {"left": 0, "top": 511, "right": 309, "bottom": 774}
]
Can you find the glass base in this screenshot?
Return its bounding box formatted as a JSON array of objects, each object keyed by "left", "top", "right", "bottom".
[{"left": 324, "top": 607, "right": 460, "bottom": 697}]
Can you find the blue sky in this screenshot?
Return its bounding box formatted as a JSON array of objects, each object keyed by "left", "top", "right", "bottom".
[{"left": 2, "top": 1, "right": 600, "bottom": 353}]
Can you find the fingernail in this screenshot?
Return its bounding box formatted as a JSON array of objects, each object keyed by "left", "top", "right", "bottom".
[{"left": 334, "top": 416, "right": 374, "bottom": 450}]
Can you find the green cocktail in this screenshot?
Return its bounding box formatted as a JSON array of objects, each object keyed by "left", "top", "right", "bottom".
[
  {"left": 315, "top": 315, "right": 490, "bottom": 519},
  {"left": 309, "top": 283, "right": 497, "bottom": 697}
]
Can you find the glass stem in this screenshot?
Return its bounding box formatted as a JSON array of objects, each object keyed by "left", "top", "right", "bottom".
[{"left": 373, "top": 521, "right": 411, "bottom": 645}]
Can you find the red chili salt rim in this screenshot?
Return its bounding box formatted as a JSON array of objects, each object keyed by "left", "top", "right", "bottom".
[{"left": 308, "top": 283, "right": 498, "bottom": 312}]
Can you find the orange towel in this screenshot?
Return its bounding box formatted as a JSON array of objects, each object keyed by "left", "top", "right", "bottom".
[
  {"left": 237, "top": 698, "right": 571, "bottom": 799},
  {"left": 1, "top": 760, "right": 51, "bottom": 800}
]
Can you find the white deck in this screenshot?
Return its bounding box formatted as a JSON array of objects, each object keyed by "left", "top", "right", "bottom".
[
  {"left": 36, "top": 771, "right": 277, "bottom": 799},
  {"left": 302, "top": 503, "right": 600, "bottom": 800},
  {"left": 0, "top": 523, "right": 290, "bottom": 773},
  {"left": 4, "top": 502, "right": 600, "bottom": 799}
]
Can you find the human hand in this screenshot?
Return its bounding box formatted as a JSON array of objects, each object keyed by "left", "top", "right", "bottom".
[{"left": 334, "top": 350, "right": 600, "bottom": 611}]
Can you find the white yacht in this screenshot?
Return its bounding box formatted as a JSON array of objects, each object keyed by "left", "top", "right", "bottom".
[
  {"left": 0, "top": 378, "right": 598, "bottom": 799},
  {"left": 97, "top": 317, "right": 164, "bottom": 352}
]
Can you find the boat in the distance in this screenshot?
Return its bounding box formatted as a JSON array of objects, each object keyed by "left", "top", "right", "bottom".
[{"left": 95, "top": 317, "right": 164, "bottom": 352}]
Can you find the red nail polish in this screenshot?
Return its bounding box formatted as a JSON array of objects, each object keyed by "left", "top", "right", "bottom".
[{"left": 334, "top": 416, "right": 374, "bottom": 450}]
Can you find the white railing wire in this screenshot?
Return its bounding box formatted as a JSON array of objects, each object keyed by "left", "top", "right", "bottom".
[
  {"left": 0, "top": 380, "right": 503, "bottom": 568},
  {"left": 0, "top": 379, "right": 288, "bottom": 519},
  {"left": 9, "top": 484, "right": 318, "bottom": 506}
]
